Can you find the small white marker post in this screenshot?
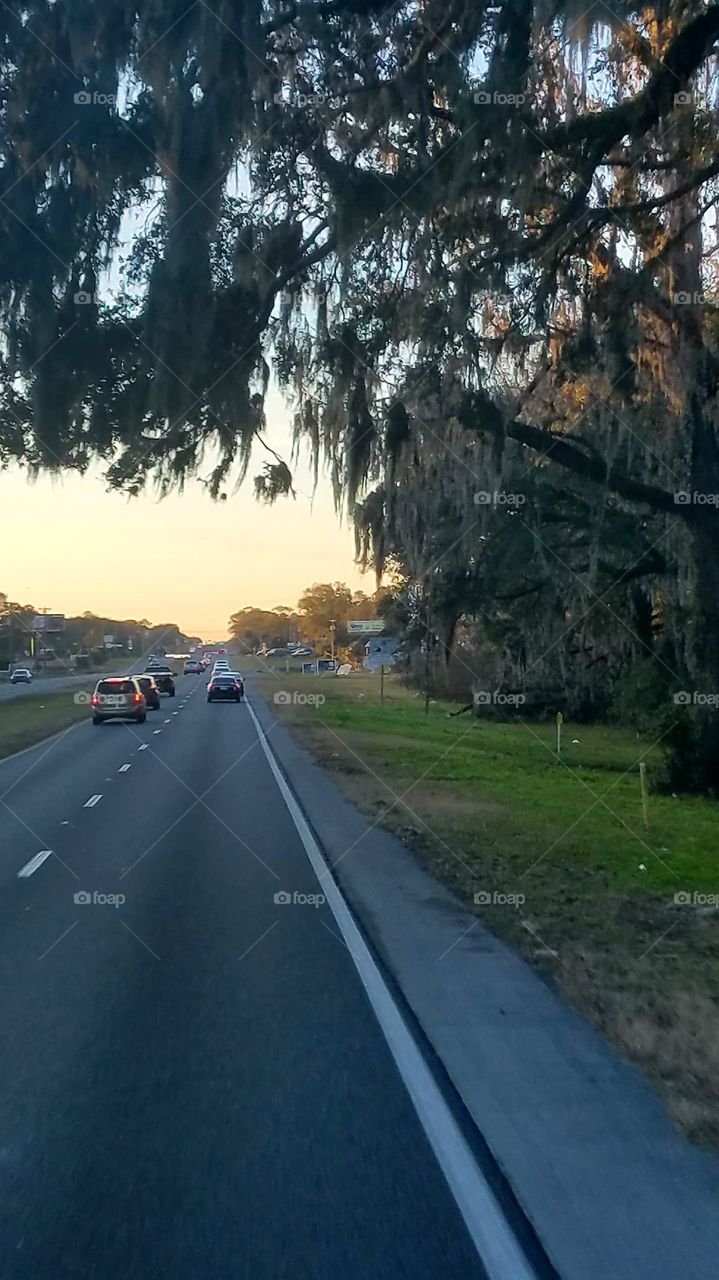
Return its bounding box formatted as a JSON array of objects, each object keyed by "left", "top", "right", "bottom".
[
  {"left": 555, "top": 711, "right": 563, "bottom": 760},
  {"left": 639, "top": 761, "right": 649, "bottom": 829}
]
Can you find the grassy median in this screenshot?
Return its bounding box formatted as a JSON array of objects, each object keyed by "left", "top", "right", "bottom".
[
  {"left": 254, "top": 668, "right": 719, "bottom": 1146},
  {"left": 0, "top": 692, "right": 88, "bottom": 760}
]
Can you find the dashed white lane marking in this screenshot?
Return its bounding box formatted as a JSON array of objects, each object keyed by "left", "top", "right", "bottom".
[
  {"left": 164, "top": 718, "right": 171, "bottom": 724},
  {"left": 84, "top": 794, "right": 103, "bottom": 808},
  {"left": 172, "top": 711, "right": 179, "bottom": 716},
  {"left": 153, "top": 729, "right": 162, "bottom": 735},
  {"left": 119, "top": 764, "right": 131, "bottom": 773},
  {"left": 138, "top": 744, "right": 148, "bottom": 751},
  {"left": 17, "top": 849, "right": 53, "bottom": 878}
]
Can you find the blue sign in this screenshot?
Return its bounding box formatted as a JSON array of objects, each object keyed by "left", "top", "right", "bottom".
[{"left": 363, "top": 637, "right": 398, "bottom": 672}]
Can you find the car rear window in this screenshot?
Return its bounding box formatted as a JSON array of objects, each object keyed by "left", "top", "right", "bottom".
[{"left": 97, "top": 680, "right": 135, "bottom": 695}]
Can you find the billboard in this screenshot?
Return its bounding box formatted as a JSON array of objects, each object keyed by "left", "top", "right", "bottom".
[{"left": 33, "top": 614, "right": 65, "bottom": 632}]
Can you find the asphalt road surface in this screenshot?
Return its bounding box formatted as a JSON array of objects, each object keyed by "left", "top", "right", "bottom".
[
  {"left": 0, "top": 672, "right": 494, "bottom": 1279},
  {"left": 0, "top": 669, "right": 124, "bottom": 703}
]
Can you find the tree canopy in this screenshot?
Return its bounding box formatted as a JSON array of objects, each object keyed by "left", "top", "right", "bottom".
[{"left": 3, "top": 1, "right": 719, "bottom": 783}]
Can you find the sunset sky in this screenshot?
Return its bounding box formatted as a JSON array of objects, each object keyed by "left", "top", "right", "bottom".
[{"left": 0, "top": 392, "right": 370, "bottom": 639}]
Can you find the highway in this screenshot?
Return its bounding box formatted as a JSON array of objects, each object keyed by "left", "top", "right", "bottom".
[
  {"left": 0, "top": 668, "right": 126, "bottom": 703},
  {"left": 0, "top": 670, "right": 495, "bottom": 1279}
]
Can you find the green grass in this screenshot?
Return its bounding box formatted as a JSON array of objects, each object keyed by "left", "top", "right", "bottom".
[
  {"left": 258, "top": 672, "right": 714, "bottom": 893},
  {"left": 0, "top": 692, "right": 88, "bottom": 760},
  {"left": 254, "top": 669, "right": 719, "bottom": 1143}
]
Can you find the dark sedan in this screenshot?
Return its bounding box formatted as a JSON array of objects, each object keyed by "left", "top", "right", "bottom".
[
  {"left": 134, "top": 674, "right": 161, "bottom": 710},
  {"left": 207, "top": 675, "right": 243, "bottom": 703}
]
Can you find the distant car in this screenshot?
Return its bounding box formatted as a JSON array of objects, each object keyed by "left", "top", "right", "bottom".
[
  {"left": 91, "top": 677, "right": 146, "bottom": 725},
  {"left": 266, "top": 647, "right": 287, "bottom": 657},
  {"left": 184, "top": 660, "right": 201, "bottom": 675},
  {"left": 145, "top": 664, "right": 176, "bottom": 696},
  {"left": 207, "top": 675, "right": 243, "bottom": 703},
  {"left": 133, "top": 674, "right": 161, "bottom": 710},
  {"left": 292, "top": 647, "right": 314, "bottom": 657},
  {"left": 10, "top": 668, "right": 33, "bottom": 684}
]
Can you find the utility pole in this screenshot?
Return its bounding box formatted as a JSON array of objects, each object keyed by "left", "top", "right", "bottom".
[
  {"left": 329, "top": 618, "right": 336, "bottom": 668},
  {"left": 424, "top": 587, "right": 432, "bottom": 716}
]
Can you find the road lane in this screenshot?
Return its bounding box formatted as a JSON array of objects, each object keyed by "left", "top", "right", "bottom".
[
  {"left": 0, "top": 673, "right": 494, "bottom": 1279},
  {"left": 0, "top": 676, "right": 199, "bottom": 889},
  {"left": 0, "top": 668, "right": 124, "bottom": 703}
]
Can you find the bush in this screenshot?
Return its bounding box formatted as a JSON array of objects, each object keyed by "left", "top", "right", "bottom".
[{"left": 609, "top": 658, "right": 673, "bottom": 733}]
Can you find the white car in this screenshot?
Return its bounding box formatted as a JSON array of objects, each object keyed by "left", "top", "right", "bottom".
[{"left": 10, "top": 668, "right": 33, "bottom": 684}]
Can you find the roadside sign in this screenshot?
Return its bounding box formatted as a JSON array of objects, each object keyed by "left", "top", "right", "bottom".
[
  {"left": 317, "top": 659, "right": 336, "bottom": 673},
  {"left": 347, "top": 620, "right": 385, "bottom": 635},
  {"left": 363, "top": 637, "right": 398, "bottom": 671}
]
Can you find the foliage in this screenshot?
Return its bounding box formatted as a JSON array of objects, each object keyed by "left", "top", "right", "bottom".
[{"left": 3, "top": 2, "right": 719, "bottom": 783}]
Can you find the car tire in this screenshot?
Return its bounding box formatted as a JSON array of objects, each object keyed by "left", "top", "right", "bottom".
[
  {"left": 207, "top": 696, "right": 212, "bottom": 703},
  {"left": 136, "top": 712, "right": 146, "bottom": 723},
  {"left": 169, "top": 688, "right": 176, "bottom": 697},
  {"left": 92, "top": 715, "right": 103, "bottom": 726}
]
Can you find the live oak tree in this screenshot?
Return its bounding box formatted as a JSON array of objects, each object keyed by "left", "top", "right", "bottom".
[{"left": 2, "top": 1, "right": 719, "bottom": 784}]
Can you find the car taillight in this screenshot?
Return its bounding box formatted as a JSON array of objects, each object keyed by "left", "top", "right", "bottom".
[
  {"left": 133, "top": 692, "right": 143, "bottom": 703},
  {"left": 91, "top": 694, "right": 100, "bottom": 706}
]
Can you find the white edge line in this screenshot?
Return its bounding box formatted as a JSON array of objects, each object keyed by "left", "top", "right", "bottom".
[
  {"left": 245, "top": 699, "right": 537, "bottom": 1280},
  {"left": 17, "top": 849, "right": 53, "bottom": 878}
]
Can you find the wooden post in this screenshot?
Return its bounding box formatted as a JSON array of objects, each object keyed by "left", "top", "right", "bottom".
[
  {"left": 639, "top": 762, "right": 649, "bottom": 828},
  {"left": 424, "top": 591, "right": 431, "bottom": 716}
]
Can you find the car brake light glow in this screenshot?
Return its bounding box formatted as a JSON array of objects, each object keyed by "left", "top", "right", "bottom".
[
  {"left": 133, "top": 692, "right": 143, "bottom": 703},
  {"left": 91, "top": 694, "right": 100, "bottom": 706}
]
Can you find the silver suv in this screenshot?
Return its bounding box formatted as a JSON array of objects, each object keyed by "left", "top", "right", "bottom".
[{"left": 91, "top": 677, "right": 147, "bottom": 725}]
